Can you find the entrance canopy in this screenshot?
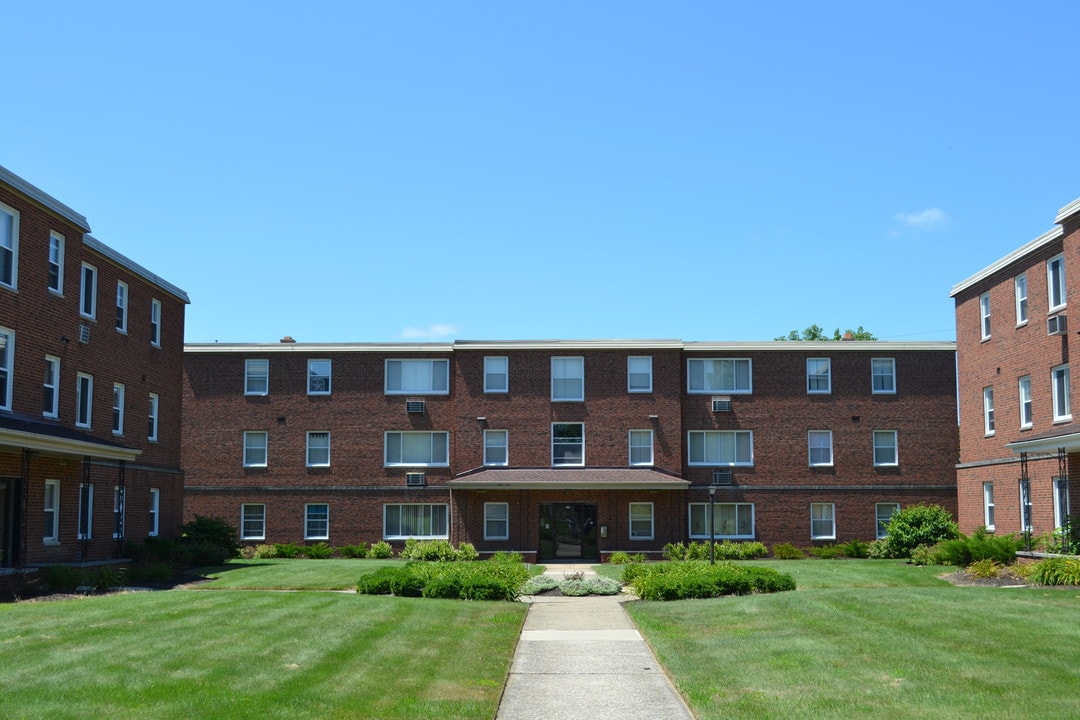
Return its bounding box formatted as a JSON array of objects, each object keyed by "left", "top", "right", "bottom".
[
  {"left": 1005, "top": 429, "right": 1080, "bottom": 455},
  {"left": 448, "top": 467, "right": 690, "bottom": 491},
  {"left": 0, "top": 413, "right": 140, "bottom": 461}
]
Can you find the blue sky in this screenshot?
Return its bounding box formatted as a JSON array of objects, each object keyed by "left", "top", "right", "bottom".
[{"left": 3, "top": 2, "right": 1078, "bottom": 343}]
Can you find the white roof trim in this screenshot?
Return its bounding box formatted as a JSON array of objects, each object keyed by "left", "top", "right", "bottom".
[
  {"left": 0, "top": 427, "right": 141, "bottom": 461},
  {"left": 1005, "top": 432, "right": 1080, "bottom": 455},
  {"left": 950, "top": 227, "right": 1064, "bottom": 298},
  {"left": 83, "top": 235, "right": 190, "bottom": 304},
  {"left": 1054, "top": 196, "right": 1080, "bottom": 225},
  {"left": 683, "top": 340, "right": 956, "bottom": 351},
  {"left": 0, "top": 165, "right": 91, "bottom": 232}
]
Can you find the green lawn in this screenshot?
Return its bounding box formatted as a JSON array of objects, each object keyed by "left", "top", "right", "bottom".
[{"left": 194, "top": 558, "right": 404, "bottom": 589}]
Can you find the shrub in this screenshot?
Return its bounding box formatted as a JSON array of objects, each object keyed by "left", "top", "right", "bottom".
[
  {"left": 809, "top": 544, "right": 845, "bottom": 559},
  {"left": 880, "top": 504, "right": 960, "bottom": 559},
  {"left": 909, "top": 544, "right": 946, "bottom": 566},
  {"left": 273, "top": 543, "right": 302, "bottom": 559},
  {"left": 400, "top": 539, "right": 456, "bottom": 561},
  {"left": 127, "top": 561, "right": 174, "bottom": 584},
  {"left": 178, "top": 541, "right": 233, "bottom": 568},
  {"left": 369, "top": 541, "right": 394, "bottom": 559},
  {"left": 1028, "top": 557, "right": 1080, "bottom": 586},
  {"left": 179, "top": 516, "right": 239, "bottom": 560},
  {"left": 339, "top": 543, "right": 368, "bottom": 559},
  {"left": 967, "top": 558, "right": 1003, "bottom": 579},
  {"left": 520, "top": 575, "right": 561, "bottom": 595},
  {"left": 608, "top": 551, "right": 633, "bottom": 564},
  {"left": 490, "top": 551, "right": 523, "bottom": 564},
  {"left": 716, "top": 541, "right": 769, "bottom": 560},
  {"left": 253, "top": 544, "right": 278, "bottom": 559},
  {"left": 866, "top": 539, "right": 889, "bottom": 558},
  {"left": 663, "top": 543, "right": 688, "bottom": 561},
  {"left": 302, "top": 542, "right": 334, "bottom": 559},
  {"left": 40, "top": 565, "right": 84, "bottom": 593},
  {"left": 771, "top": 543, "right": 806, "bottom": 559},
  {"left": 455, "top": 543, "right": 479, "bottom": 561},
  {"left": 621, "top": 562, "right": 650, "bottom": 586},
  {"left": 935, "top": 528, "right": 1022, "bottom": 567},
  {"left": 389, "top": 563, "right": 432, "bottom": 597},
  {"left": 356, "top": 567, "right": 401, "bottom": 595},
  {"left": 840, "top": 539, "right": 870, "bottom": 558},
  {"left": 583, "top": 576, "right": 621, "bottom": 595},
  {"left": 631, "top": 561, "right": 795, "bottom": 601}
]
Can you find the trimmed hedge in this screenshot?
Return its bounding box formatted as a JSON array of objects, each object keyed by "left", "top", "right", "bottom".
[
  {"left": 629, "top": 561, "right": 796, "bottom": 601},
  {"left": 356, "top": 558, "right": 529, "bottom": 601}
]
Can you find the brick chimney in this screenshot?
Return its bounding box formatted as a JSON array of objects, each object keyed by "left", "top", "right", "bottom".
[{"left": 280, "top": 336, "right": 296, "bottom": 343}]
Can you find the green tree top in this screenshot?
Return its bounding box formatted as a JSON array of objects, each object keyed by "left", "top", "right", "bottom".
[{"left": 775, "top": 324, "right": 877, "bottom": 341}]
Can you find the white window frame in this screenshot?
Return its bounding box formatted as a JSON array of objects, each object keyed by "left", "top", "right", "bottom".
[
  {"left": 80, "top": 262, "right": 97, "bottom": 319},
  {"left": 115, "top": 281, "right": 128, "bottom": 333},
  {"left": 112, "top": 382, "right": 125, "bottom": 435},
  {"left": 384, "top": 431, "right": 449, "bottom": 467},
  {"left": 629, "top": 429, "right": 654, "bottom": 466},
  {"left": 243, "top": 431, "right": 268, "bottom": 467},
  {"left": 48, "top": 231, "right": 64, "bottom": 295},
  {"left": 551, "top": 356, "right": 584, "bottom": 401},
  {"left": 807, "top": 357, "right": 831, "bottom": 394},
  {"left": 78, "top": 483, "right": 94, "bottom": 540},
  {"left": 245, "top": 359, "right": 269, "bottom": 396},
  {"left": 1053, "top": 364, "right": 1071, "bottom": 422},
  {"left": 383, "top": 503, "right": 449, "bottom": 540},
  {"left": 1015, "top": 273, "right": 1028, "bottom": 325},
  {"left": 983, "top": 482, "right": 995, "bottom": 531},
  {"left": 150, "top": 298, "right": 162, "bottom": 347},
  {"left": 43, "top": 355, "right": 60, "bottom": 418},
  {"left": 307, "top": 359, "right": 331, "bottom": 395},
  {"left": 875, "top": 502, "right": 900, "bottom": 539},
  {"left": 982, "top": 387, "right": 995, "bottom": 436},
  {"left": 306, "top": 431, "right": 331, "bottom": 467},
  {"left": 808, "top": 430, "right": 833, "bottom": 467},
  {"left": 687, "top": 358, "right": 752, "bottom": 394},
  {"left": 483, "top": 429, "right": 508, "bottom": 466},
  {"left": 872, "top": 430, "right": 898, "bottom": 467},
  {"left": 551, "top": 422, "right": 585, "bottom": 467},
  {"left": 1048, "top": 253, "right": 1067, "bottom": 312},
  {"left": 305, "top": 503, "right": 330, "bottom": 540},
  {"left": 149, "top": 488, "right": 160, "bottom": 537},
  {"left": 484, "top": 502, "right": 509, "bottom": 540},
  {"left": 384, "top": 359, "right": 449, "bottom": 395},
  {"left": 628, "top": 356, "right": 653, "bottom": 393},
  {"left": 810, "top": 502, "right": 836, "bottom": 540},
  {"left": 113, "top": 485, "right": 125, "bottom": 539},
  {"left": 1019, "top": 480, "right": 1033, "bottom": 533},
  {"left": 687, "top": 430, "right": 754, "bottom": 466},
  {"left": 241, "top": 503, "right": 266, "bottom": 540},
  {"left": 0, "top": 327, "right": 13, "bottom": 411},
  {"left": 871, "top": 357, "right": 896, "bottom": 394},
  {"left": 148, "top": 392, "right": 159, "bottom": 442},
  {"left": 484, "top": 356, "right": 508, "bottom": 393},
  {"left": 1053, "top": 477, "right": 1070, "bottom": 530},
  {"left": 629, "top": 502, "right": 654, "bottom": 540},
  {"left": 43, "top": 479, "right": 60, "bottom": 544},
  {"left": 979, "top": 292, "right": 991, "bottom": 340},
  {"left": 689, "top": 502, "right": 755, "bottom": 539},
  {"left": 1019, "top": 375, "right": 1033, "bottom": 429},
  {"left": 76, "top": 373, "right": 93, "bottom": 428},
  {"left": 0, "top": 201, "right": 18, "bottom": 290}
]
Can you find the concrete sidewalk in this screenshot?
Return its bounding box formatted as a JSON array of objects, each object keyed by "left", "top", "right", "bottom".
[{"left": 496, "top": 565, "right": 694, "bottom": 720}]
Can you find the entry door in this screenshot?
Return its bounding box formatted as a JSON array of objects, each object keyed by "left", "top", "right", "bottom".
[
  {"left": 539, "top": 503, "right": 598, "bottom": 561},
  {"left": 0, "top": 479, "right": 10, "bottom": 567}
]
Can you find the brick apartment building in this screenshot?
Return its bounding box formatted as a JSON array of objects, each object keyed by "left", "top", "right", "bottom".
[
  {"left": 951, "top": 195, "right": 1080, "bottom": 542},
  {"left": 0, "top": 165, "right": 189, "bottom": 580},
  {"left": 183, "top": 339, "right": 958, "bottom": 561}
]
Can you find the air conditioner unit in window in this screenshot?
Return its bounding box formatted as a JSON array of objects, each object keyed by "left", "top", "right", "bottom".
[
  {"left": 79, "top": 324, "right": 90, "bottom": 344},
  {"left": 406, "top": 472, "right": 426, "bottom": 487},
  {"left": 1048, "top": 314, "right": 1068, "bottom": 336},
  {"left": 712, "top": 470, "right": 733, "bottom": 485},
  {"left": 406, "top": 399, "right": 426, "bottom": 413},
  {"left": 711, "top": 396, "right": 732, "bottom": 412}
]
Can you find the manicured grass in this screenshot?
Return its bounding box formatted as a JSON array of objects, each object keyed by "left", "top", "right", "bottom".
[
  {"left": 623, "top": 559, "right": 1080, "bottom": 719},
  {"left": 194, "top": 558, "right": 404, "bottom": 590}
]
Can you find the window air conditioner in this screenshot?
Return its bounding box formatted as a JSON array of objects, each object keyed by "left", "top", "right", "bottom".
[
  {"left": 711, "top": 397, "right": 732, "bottom": 412},
  {"left": 79, "top": 324, "right": 91, "bottom": 344},
  {"left": 712, "top": 470, "right": 733, "bottom": 485},
  {"left": 1048, "top": 315, "right": 1068, "bottom": 336},
  {"left": 406, "top": 399, "right": 426, "bottom": 413},
  {"left": 406, "top": 472, "right": 426, "bottom": 487}
]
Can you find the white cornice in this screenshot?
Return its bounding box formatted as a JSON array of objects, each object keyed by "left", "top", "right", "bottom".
[
  {"left": 185, "top": 342, "right": 455, "bottom": 353},
  {"left": 83, "top": 235, "right": 190, "bottom": 304},
  {"left": 453, "top": 339, "right": 684, "bottom": 351},
  {"left": 1054, "top": 196, "right": 1080, "bottom": 225},
  {"left": 0, "top": 165, "right": 91, "bottom": 232},
  {"left": 683, "top": 340, "right": 955, "bottom": 352},
  {"left": 950, "top": 227, "right": 1064, "bottom": 298},
  {"left": 0, "top": 428, "right": 141, "bottom": 461}
]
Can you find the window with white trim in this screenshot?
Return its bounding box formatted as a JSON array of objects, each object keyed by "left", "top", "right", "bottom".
[
  {"left": 983, "top": 482, "right": 995, "bottom": 531},
  {"left": 629, "top": 430, "right": 654, "bottom": 466},
  {"left": 875, "top": 502, "right": 900, "bottom": 539},
  {"left": 483, "top": 429, "right": 508, "bottom": 466},
  {"left": 1048, "top": 253, "right": 1066, "bottom": 311},
  {"left": 807, "top": 358, "right": 831, "bottom": 394},
  {"left": 243, "top": 431, "right": 268, "bottom": 467},
  {"left": 76, "top": 373, "right": 93, "bottom": 428},
  {"left": 808, "top": 430, "right": 833, "bottom": 467},
  {"left": 1019, "top": 375, "right": 1033, "bottom": 429},
  {"left": 308, "top": 359, "right": 331, "bottom": 395},
  {"left": 384, "top": 503, "right": 449, "bottom": 539},
  {"left": 306, "top": 431, "right": 330, "bottom": 467},
  {"left": 551, "top": 357, "right": 584, "bottom": 401},
  {"left": 113, "top": 485, "right": 125, "bottom": 539},
  {"left": 810, "top": 503, "right": 836, "bottom": 540},
  {"left": 78, "top": 483, "right": 94, "bottom": 540},
  {"left": 982, "top": 387, "right": 995, "bottom": 435},
  {"left": 484, "top": 502, "right": 509, "bottom": 540},
  {"left": 689, "top": 502, "right": 754, "bottom": 539},
  {"left": 1053, "top": 477, "right": 1070, "bottom": 530},
  {"left": 688, "top": 430, "right": 753, "bottom": 466},
  {"left": 1019, "top": 479, "right": 1033, "bottom": 533},
  {"left": 872, "top": 430, "right": 898, "bottom": 466},
  {"left": 628, "top": 356, "right": 653, "bottom": 393},
  {"left": 43, "top": 355, "right": 60, "bottom": 417},
  {"left": 0, "top": 327, "right": 13, "bottom": 411},
  {"left": 871, "top": 358, "right": 896, "bottom": 394},
  {"left": 484, "top": 356, "right": 508, "bottom": 393},
  {"left": 80, "top": 262, "right": 97, "bottom": 319},
  {"left": 0, "top": 201, "right": 18, "bottom": 290},
  {"left": 384, "top": 431, "right": 449, "bottom": 466},
  {"left": 115, "top": 281, "right": 128, "bottom": 333},
  {"left": 150, "top": 299, "right": 161, "bottom": 347},
  {"left": 1053, "top": 364, "right": 1071, "bottom": 421},
  {"left": 43, "top": 480, "right": 60, "bottom": 543},
  {"left": 552, "top": 423, "right": 584, "bottom": 466},
  {"left": 241, "top": 504, "right": 266, "bottom": 540},
  {"left": 148, "top": 393, "right": 159, "bottom": 441},
  {"left": 629, "top": 502, "right": 654, "bottom": 540},
  {"left": 305, "top": 503, "right": 329, "bottom": 540},
  {"left": 149, "top": 488, "right": 160, "bottom": 537},
  {"left": 687, "top": 358, "right": 752, "bottom": 394},
  {"left": 48, "top": 232, "right": 64, "bottom": 294},
  {"left": 979, "top": 292, "right": 991, "bottom": 340},
  {"left": 245, "top": 359, "right": 269, "bottom": 396},
  {"left": 385, "top": 359, "right": 449, "bottom": 394},
  {"left": 112, "top": 383, "right": 125, "bottom": 435},
  {"left": 1015, "top": 273, "right": 1028, "bottom": 325}
]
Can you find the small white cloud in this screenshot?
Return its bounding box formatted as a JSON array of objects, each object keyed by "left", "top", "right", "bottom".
[
  {"left": 399, "top": 324, "right": 459, "bottom": 339},
  {"left": 894, "top": 208, "right": 950, "bottom": 231}
]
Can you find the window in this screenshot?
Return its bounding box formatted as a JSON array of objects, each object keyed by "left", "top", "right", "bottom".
[
  {"left": 808, "top": 430, "right": 833, "bottom": 467},
  {"left": 150, "top": 299, "right": 161, "bottom": 347},
  {"left": 484, "top": 356, "right": 508, "bottom": 393},
  {"left": 982, "top": 387, "right": 995, "bottom": 435},
  {"left": 48, "top": 232, "right": 64, "bottom": 294},
  {"left": 551, "top": 357, "right": 584, "bottom": 401},
  {"left": 1048, "top": 253, "right": 1066, "bottom": 311},
  {"left": 1015, "top": 273, "right": 1028, "bottom": 325},
  {"left": 384, "top": 431, "right": 449, "bottom": 466},
  {"left": 0, "top": 327, "right": 12, "bottom": 411},
  {"left": 689, "top": 503, "right": 754, "bottom": 539},
  {"left": 871, "top": 358, "right": 896, "bottom": 394},
  {"left": 115, "top": 281, "right": 128, "bottom": 333},
  {"left": 43, "top": 356, "right": 60, "bottom": 417},
  {"left": 1018, "top": 376, "right": 1033, "bottom": 429},
  {"left": 148, "top": 393, "right": 159, "bottom": 441},
  {"left": 307, "top": 359, "right": 331, "bottom": 395},
  {"left": 243, "top": 431, "right": 268, "bottom": 467},
  {"left": 384, "top": 504, "right": 449, "bottom": 539},
  {"left": 628, "top": 356, "right": 653, "bottom": 393},
  {"left": 807, "top": 358, "right": 831, "bottom": 393},
  {"left": 385, "top": 359, "right": 449, "bottom": 394},
  {"left": 241, "top": 504, "right": 266, "bottom": 540},
  {"left": 245, "top": 359, "right": 269, "bottom": 395},
  {"left": 78, "top": 483, "right": 94, "bottom": 540},
  {"left": 983, "top": 482, "right": 995, "bottom": 531},
  {"left": 76, "top": 373, "right": 93, "bottom": 428},
  {"left": 113, "top": 485, "right": 125, "bottom": 539},
  {"left": 811, "top": 503, "right": 836, "bottom": 540},
  {"left": 687, "top": 358, "right": 752, "bottom": 394},
  {"left": 483, "top": 430, "right": 508, "bottom": 466},
  {"left": 629, "top": 502, "right": 654, "bottom": 540},
  {"left": 306, "top": 431, "right": 330, "bottom": 467},
  {"left": 1053, "top": 364, "right": 1071, "bottom": 421},
  {"left": 80, "top": 262, "right": 97, "bottom": 319},
  {"left": 43, "top": 480, "right": 59, "bottom": 543},
  {"left": 1054, "top": 477, "right": 1070, "bottom": 530},
  {"left": 305, "top": 503, "right": 329, "bottom": 540},
  {"left": 0, "top": 202, "right": 19, "bottom": 289},
  {"left": 875, "top": 503, "right": 900, "bottom": 539},
  {"left": 872, "top": 430, "right": 898, "bottom": 466},
  {"left": 978, "top": 292, "right": 992, "bottom": 340},
  {"left": 688, "top": 430, "right": 753, "bottom": 466},
  {"left": 112, "top": 383, "right": 125, "bottom": 435},
  {"left": 551, "top": 423, "right": 584, "bottom": 466},
  {"left": 149, "top": 488, "right": 160, "bottom": 537},
  {"left": 484, "top": 502, "right": 509, "bottom": 540},
  {"left": 629, "top": 430, "right": 654, "bottom": 466},
  {"left": 1019, "top": 479, "right": 1033, "bottom": 533}
]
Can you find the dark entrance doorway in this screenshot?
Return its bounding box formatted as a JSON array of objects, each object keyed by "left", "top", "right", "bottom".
[
  {"left": 0, "top": 478, "right": 15, "bottom": 568},
  {"left": 539, "top": 503, "right": 598, "bottom": 561}
]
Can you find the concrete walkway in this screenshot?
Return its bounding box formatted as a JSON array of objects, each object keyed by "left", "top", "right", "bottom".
[{"left": 496, "top": 564, "right": 694, "bottom": 720}]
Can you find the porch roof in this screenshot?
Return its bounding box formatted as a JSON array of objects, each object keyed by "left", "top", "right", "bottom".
[
  {"left": 0, "top": 413, "right": 141, "bottom": 462},
  {"left": 448, "top": 467, "right": 690, "bottom": 490},
  {"left": 1005, "top": 427, "right": 1080, "bottom": 455}
]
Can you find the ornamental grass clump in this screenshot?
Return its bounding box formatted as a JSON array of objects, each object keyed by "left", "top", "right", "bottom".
[{"left": 1028, "top": 557, "right": 1080, "bottom": 586}]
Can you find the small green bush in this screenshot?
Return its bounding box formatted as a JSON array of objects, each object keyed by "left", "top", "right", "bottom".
[
  {"left": 608, "top": 551, "right": 633, "bottom": 564},
  {"left": 520, "top": 575, "right": 560, "bottom": 595},
  {"left": 935, "top": 527, "right": 1022, "bottom": 566},
  {"left": 663, "top": 543, "right": 688, "bottom": 561},
  {"left": 180, "top": 516, "right": 239, "bottom": 560},
  {"left": 489, "top": 551, "right": 523, "bottom": 564},
  {"left": 455, "top": 543, "right": 479, "bottom": 561},
  {"left": 338, "top": 543, "right": 368, "bottom": 558},
  {"left": 1028, "top": 557, "right": 1080, "bottom": 586},
  {"left": 273, "top": 543, "right": 302, "bottom": 559},
  {"left": 909, "top": 544, "right": 946, "bottom": 566},
  {"left": 880, "top": 504, "right": 960, "bottom": 559},
  {"left": 809, "top": 544, "right": 845, "bottom": 560},
  {"left": 40, "top": 565, "right": 84, "bottom": 593},
  {"left": 621, "top": 562, "right": 650, "bottom": 586},
  {"left": 631, "top": 561, "right": 796, "bottom": 601},
  {"left": 369, "top": 541, "right": 394, "bottom": 559},
  {"left": 967, "top": 558, "right": 1002, "bottom": 579},
  {"left": 302, "top": 542, "right": 334, "bottom": 559},
  {"left": 253, "top": 544, "right": 278, "bottom": 559},
  {"left": 771, "top": 543, "right": 806, "bottom": 559},
  {"left": 356, "top": 567, "right": 401, "bottom": 595},
  {"left": 840, "top": 539, "right": 870, "bottom": 558},
  {"left": 389, "top": 563, "right": 432, "bottom": 597},
  {"left": 127, "top": 561, "right": 174, "bottom": 584}
]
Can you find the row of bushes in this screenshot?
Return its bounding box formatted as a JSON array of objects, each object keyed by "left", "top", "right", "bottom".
[
  {"left": 909, "top": 527, "right": 1025, "bottom": 567},
  {"left": 662, "top": 541, "right": 769, "bottom": 561},
  {"left": 239, "top": 539, "right": 485, "bottom": 561},
  {"left": 622, "top": 561, "right": 796, "bottom": 601},
  {"left": 356, "top": 556, "right": 530, "bottom": 601}
]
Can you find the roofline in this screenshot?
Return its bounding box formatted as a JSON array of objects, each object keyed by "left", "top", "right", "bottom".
[
  {"left": 950, "top": 227, "right": 1064, "bottom": 297},
  {"left": 83, "top": 235, "right": 190, "bottom": 304},
  {"left": 1005, "top": 431, "right": 1080, "bottom": 455},
  {"left": 0, "top": 427, "right": 141, "bottom": 462},
  {"left": 1054, "top": 196, "right": 1080, "bottom": 225},
  {"left": 0, "top": 164, "right": 91, "bottom": 232}
]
